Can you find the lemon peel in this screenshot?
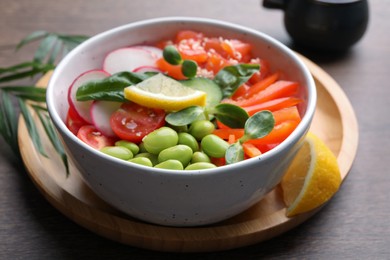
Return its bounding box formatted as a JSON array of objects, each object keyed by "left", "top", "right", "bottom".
[
  {"left": 281, "top": 132, "right": 342, "bottom": 217},
  {"left": 124, "top": 73, "right": 207, "bottom": 111}
]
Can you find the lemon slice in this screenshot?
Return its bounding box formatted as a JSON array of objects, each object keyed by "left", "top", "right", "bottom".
[
  {"left": 281, "top": 132, "right": 342, "bottom": 217},
  {"left": 124, "top": 73, "right": 207, "bottom": 111}
]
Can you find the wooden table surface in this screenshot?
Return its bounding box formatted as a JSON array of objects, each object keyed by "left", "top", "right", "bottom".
[{"left": 1, "top": 0, "right": 389, "bottom": 258}]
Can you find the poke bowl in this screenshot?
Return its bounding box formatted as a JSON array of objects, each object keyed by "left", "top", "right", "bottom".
[{"left": 46, "top": 17, "right": 316, "bottom": 226}]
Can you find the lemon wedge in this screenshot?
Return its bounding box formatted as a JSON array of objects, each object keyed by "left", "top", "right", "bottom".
[
  {"left": 124, "top": 73, "right": 207, "bottom": 111},
  {"left": 281, "top": 132, "right": 342, "bottom": 217}
]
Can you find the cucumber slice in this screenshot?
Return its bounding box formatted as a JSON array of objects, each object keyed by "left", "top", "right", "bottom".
[{"left": 181, "top": 77, "right": 222, "bottom": 108}]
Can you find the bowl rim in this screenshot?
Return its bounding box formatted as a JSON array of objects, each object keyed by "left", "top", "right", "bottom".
[{"left": 47, "top": 16, "right": 317, "bottom": 177}]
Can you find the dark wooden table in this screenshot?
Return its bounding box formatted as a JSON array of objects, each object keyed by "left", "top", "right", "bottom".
[{"left": 1, "top": 0, "right": 389, "bottom": 258}]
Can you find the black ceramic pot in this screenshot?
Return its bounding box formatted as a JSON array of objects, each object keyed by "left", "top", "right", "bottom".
[{"left": 263, "top": 0, "right": 369, "bottom": 51}]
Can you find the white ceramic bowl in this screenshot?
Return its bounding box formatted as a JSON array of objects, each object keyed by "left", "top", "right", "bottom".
[{"left": 47, "top": 17, "right": 316, "bottom": 226}]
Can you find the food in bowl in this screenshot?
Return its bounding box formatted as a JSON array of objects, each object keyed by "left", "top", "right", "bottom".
[
  {"left": 46, "top": 17, "right": 316, "bottom": 226},
  {"left": 65, "top": 29, "right": 304, "bottom": 170}
]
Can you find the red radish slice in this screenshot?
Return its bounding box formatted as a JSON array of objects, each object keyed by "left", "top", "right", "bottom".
[
  {"left": 133, "top": 66, "right": 163, "bottom": 73},
  {"left": 68, "top": 70, "right": 109, "bottom": 124},
  {"left": 103, "top": 47, "right": 158, "bottom": 74},
  {"left": 133, "top": 45, "right": 163, "bottom": 59},
  {"left": 90, "top": 101, "right": 122, "bottom": 137}
]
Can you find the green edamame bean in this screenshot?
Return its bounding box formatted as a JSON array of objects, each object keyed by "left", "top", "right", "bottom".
[
  {"left": 185, "top": 162, "right": 217, "bottom": 170},
  {"left": 115, "top": 140, "right": 139, "bottom": 155},
  {"left": 128, "top": 157, "right": 153, "bottom": 167},
  {"left": 201, "top": 134, "right": 229, "bottom": 158},
  {"left": 158, "top": 145, "right": 193, "bottom": 166},
  {"left": 167, "top": 124, "right": 188, "bottom": 133},
  {"left": 189, "top": 120, "right": 215, "bottom": 141},
  {"left": 178, "top": 132, "right": 199, "bottom": 152},
  {"left": 100, "top": 146, "right": 133, "bottom": 160},
  {"left": 143, "top": 127, "right": 178, "bottom": 154},
  {"left": 191, "top": 151, "right": 211, "bottom": 163},
  {"left": 135, "top": 152, "right": 159, "bottom": 166},
  {"left": 154, "top": 159, "right": 184, "bottom": 170},
  {"left": 138, "top": 142, "right": 148, "bottom": 153}
]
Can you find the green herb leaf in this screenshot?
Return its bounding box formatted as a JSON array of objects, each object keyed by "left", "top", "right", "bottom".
[
  {"left": 48, "top": 40, "right": 62, "bottom": 65},
  {"left": 165, "top": 106, "right": 205, "bottom": 126},
  {"left": 214, "top": 64, "right": 260, "bottom": 98},
  {"left": 16, "top": 30, "right": 49, "bottom": 50},
  {"left": 0, "top": 90, "right": 19, "bottom": 154},
  {"left": 33, "top": 105, "right": 69, "bottom": 176},
  {"left": 34, "top": 34, "right": 58, "bottom": 64},
  {"left": 18, "top": 98, "right": 47, "bottom": 157},
  {"left": 2, "top": 86, "right": 46, "bottom": 102},
  {"left": 225, "top": 142, "right": 244, "bottom": 164},
  {"left": 0, "top": 31, "right": 89, "bottom": 177},
  {"left": 0, "top": 61, "right": 39, "bottom": 75},
  {"left": 0, "top": 63, "right": 54, "bottom": 84},
  {"left": 213, "top": 103, "right": 249, "bottom": 128},
  {"left": 243, "top": 110, "right": 275, "bottom": 140},
  {"left": 76, "top": 71, "right": 152, "bottom": 102}
]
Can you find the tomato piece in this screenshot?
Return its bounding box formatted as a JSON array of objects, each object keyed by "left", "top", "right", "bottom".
[
  {"left": 243, "top": 97, "right": 302, "bottom": 115},
  {"left": 245, "top": 72, "right": 280, "bottom": 99},
  {"left": 249, "top": 59, "right": 271, "bottom": 84},
  {"left": 242, "top": 143, "right": 262, "bottom": 158},
  {"left": 156, "top": 58, "right": 187, "bottom": 80},
  {"left": 235, "top": 80, "right": 299, "bottom": 107},
  {"left": 231, "top": 84, "right": 250, "bottom": 100},
  {"left": 66, "top": 105, "right": 87, "bottom": 135},
  {"left": 110, "top": 102, "right": 166, "bottom": 143},
  {"left": 77, "top": 125, "right": 116, "bottom": 149},
  {"left": 177, "top": 41, "right": 208, "bottom": 63},
  {"left": 230, "top": 40, "right": 252, "bottom": 61},
  {"left": 204, "top": 38, "right": 251, "bottom": 62},
  {"left": 175, "top": 30, "right": 204, "bottom": 43},
  {"left": 210, "top": 157, "right": 226, "bottom": 167},
  {"left": 213, "top": 128, "right": 245, "bottom": 140},
  {"left": 248, "top": 120, "right": 300, "bottom": 146},
  {"left": 204, "top": 38, "right": 226, "bottom": 56},
  {"left": 204, "top": 52, "right": 232, "bottom": 74},
  {"left": 272, "top": 106, "right": 302, "bottom": 125}
]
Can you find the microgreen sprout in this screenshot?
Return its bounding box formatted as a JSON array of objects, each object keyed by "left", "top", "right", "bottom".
[{"left": 225, "top": 110, "right": 275, "bottom": 164}]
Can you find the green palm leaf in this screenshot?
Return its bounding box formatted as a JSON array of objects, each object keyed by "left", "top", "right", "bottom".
[{"left": 0, "top": 30, "right": 89, "bottom": 176}]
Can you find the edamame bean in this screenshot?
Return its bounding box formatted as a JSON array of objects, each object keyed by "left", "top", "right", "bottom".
[
  {"left": 115, "top": 140, "right": 139, "bottom": 155},
  {"left": 128, "top": 157, "right": 153, "bottom": 167},
  {"left": 138, "top": 142, "right": 148, "bottom": 153},
  {"left": 135, "top": 152, "right": 159, "bottom": 166},
  {"left": 142, "top": 127, "right": 178, "bottom": 154},
  {"left": 168, "top": 124, "right": 188, "bottom": 133},
  {"left": 158, "top": 145, "right": 193, "bottom": 166},
  {"left": 201, "top": 134, "right": 229, "bottom": 158},
  {"left": 100, "top": 146, "right": 133, "bottom": 160},
  {"left": 178, "top": 132, "right": 199, "bottom": 152},
  {"left": 185, "top": 162, "right": 217, "bottom": 170},
  {"left": 154, "top": 159, "right": 184, "bottom": 170},
  {"left": 189, "top": 120, "right": 215, "bottom": 141},
  {"left": 191, "top": 151, "right": 211, "bottom": 163}
]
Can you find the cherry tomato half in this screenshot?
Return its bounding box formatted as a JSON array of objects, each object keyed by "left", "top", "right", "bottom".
[
  {"left": 110, "top": 102, "right": 166, "bottom": 143},
  {"left": 77, "top": 125, "right": 116, "bottom": 149},
  {"left": 66, "top": 105, "right": 87, "bottom": 135}
]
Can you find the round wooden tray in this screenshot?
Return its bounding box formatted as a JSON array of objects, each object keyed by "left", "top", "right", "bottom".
[{"left": 18, "top": 55, "right": 358, "bottom": 253}]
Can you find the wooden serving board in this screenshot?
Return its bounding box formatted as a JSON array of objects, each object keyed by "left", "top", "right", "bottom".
[{"left": 18, "top": 55, "right": 358, "bottom": 253}]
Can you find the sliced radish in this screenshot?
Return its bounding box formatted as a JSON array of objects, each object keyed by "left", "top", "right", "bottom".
[
  {"left": 133, "top": 45, "right": 163, "bottom": 59},
  {"left": 68, "top": 70, "right": 110, "bottom": 124},
  {"left": 103, "top": 47, "right": 159, "bottom": 74},
  {"left": 90, "top": 101, "right": 122, "bottom": 137},
  {"left": 133, "top": 66, "right": 163, "bottom": 73}
]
